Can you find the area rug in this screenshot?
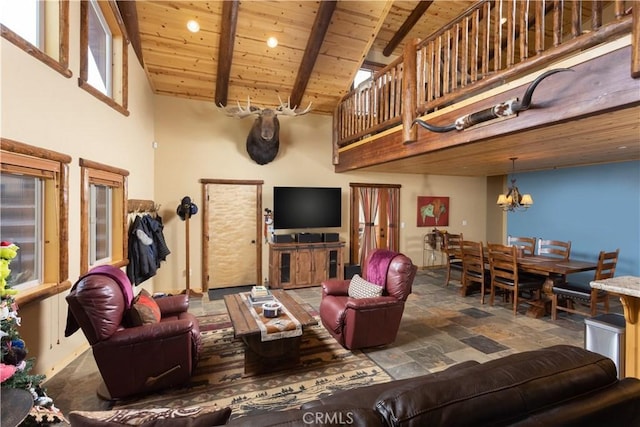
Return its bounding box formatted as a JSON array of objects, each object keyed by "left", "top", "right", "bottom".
[
  {"left": 207, "top": 285, "right": 253, "bottom": 301},
  {"left": 111, "top": 312, "right": 392, "bottom": 420}
]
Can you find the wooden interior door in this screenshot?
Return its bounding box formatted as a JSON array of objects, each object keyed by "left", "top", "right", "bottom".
[{"left": 201, "top": 179, "right": 263, "bottom": 289}]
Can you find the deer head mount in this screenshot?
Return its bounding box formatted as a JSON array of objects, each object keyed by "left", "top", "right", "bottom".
[{"left": 219, "top": 97, "right": 312, "bottom": 165}]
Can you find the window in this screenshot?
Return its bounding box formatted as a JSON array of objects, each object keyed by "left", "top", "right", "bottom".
[
  {"left": 0, "top": 174, "right": 43, "bottom": 290},
  {"left": 90, "top": 184, "right": 112, "bottom": 264},
  {"left": 87, "top": 0, "right": 112, "bottom": 96},
  {"left": 0, "top": 0, "right": 71, "bottom": 78},
  {"left": 0, "top": 138, "right": 71, "bottom": 305},
  {"left": 79, "top": 158, "right": 128, "bottom": 274},
  {"left": 353, "top": 68, "right": 374, "bottom": 89},
  {"left": 79, "top": 0, "right": 129, "bottom": 116}
]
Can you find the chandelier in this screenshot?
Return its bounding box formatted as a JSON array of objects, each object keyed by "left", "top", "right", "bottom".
[{"left": 496, "top": 158, "right": 533, "bottom": 212}]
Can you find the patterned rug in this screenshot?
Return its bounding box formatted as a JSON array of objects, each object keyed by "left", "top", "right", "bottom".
[{"left": 111, "top": 312, "right": 392, "bottom": 420}]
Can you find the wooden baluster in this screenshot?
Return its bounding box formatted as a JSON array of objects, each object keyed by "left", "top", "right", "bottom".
[
  {"left": 461, "top": 16, "right": 469, "bottom": 87},
  {"left": 519, "top": 0, "right": 530, "bottom": 61},
  {"left": 443, "top": 29, "right": 451, "bottom": 94},
  {"left": 494, "top": 0, "right": 503, "bottom": 71},
  {"left": 553, "top": 0, "right": 563, "bottom": 47},
  {"left": 481, "top": 2, "right": 490, "bottom": 78},
  {"left": 391, "top": 67, "right": 398, "bottom": 118},
  {"left": 506, "top": 0, "right": 516, "bottom": 67},
  {"left": 471, "top": 10, "right": 479, "bottom": 83},
  {"left": 452, "top": 24, "right": 460, "bottom": 91},
  {"left": 571, "top": 0, "right": 582, "bottom": 37},
  {"left": 632, "top": 0, "right": 640, "bottom": 78},
  {"left": 535, "top": 0, "right": 545, "bottom": 54},
  {"left": 592, "top": 0, "right": 603, "bottom": 31},
  {"left": 614, "top": 0, "right": 625, "bottom": 19}
]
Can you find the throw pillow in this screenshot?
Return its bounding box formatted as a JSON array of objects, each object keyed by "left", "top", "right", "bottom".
[
  {"left": 348, "top": 274, "right": 384, "bottom": 299},
  {"left": 68, "top": 405, "right": 231, "bottom": 427},
  {"left": 129, "top": 289, "right": 161, "bottom": 326}
]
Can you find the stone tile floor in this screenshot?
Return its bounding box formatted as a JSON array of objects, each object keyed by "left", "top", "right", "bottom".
[{"left": 44, "top": 267, "right": 623, "bottom": 414}]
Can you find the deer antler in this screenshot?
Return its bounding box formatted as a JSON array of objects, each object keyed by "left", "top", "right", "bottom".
[
  {"left": 218, "top": 96, "right": 262, "bottom": 118},
  {"left": 275, "top": 95, "right": 312, "bottom": 116}
]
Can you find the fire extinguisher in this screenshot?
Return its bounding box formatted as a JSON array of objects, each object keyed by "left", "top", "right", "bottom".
[{"left": 264, "top": 208, "right": 273, "bottom": 243}]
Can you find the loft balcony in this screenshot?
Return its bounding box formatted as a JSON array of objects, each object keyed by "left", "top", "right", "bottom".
[{"left": 333, "top": 0, "right": 640, "bottom": 176}]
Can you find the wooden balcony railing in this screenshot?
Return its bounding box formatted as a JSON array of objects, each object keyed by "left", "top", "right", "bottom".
[{"left": 335, "top": 0, "right": 636, "bottom": 148}]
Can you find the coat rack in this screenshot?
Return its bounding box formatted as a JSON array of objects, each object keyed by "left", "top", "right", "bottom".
[{"left": 176, "top": 196, "right": 201, "bottom": 297}]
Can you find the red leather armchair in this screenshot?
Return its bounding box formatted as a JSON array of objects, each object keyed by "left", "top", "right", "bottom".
[
  {"left": 320, "top": 250, "right": 417, "bottom": 350},
  {"left": 65, "top": 266, "right": 202, "bottom": 400}
]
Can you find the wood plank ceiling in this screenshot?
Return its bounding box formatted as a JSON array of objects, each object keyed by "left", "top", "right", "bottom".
[
  {"left": 131, "top": 0, "right": 475, "bottom": 114},
  {"left": 127, "top": 1, "right": 639, "bottom": 176}
]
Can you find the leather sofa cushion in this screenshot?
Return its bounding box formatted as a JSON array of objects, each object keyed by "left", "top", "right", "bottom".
[{"left": 374, "top": 345, "right": 618, "bottom": 427}]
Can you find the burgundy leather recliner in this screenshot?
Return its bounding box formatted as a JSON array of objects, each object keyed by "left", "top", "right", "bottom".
[
  {"left": 65, "top": 266, "right": 202, "bottom": 400},
  {"left": 320, "top": 250, "right": 417, "bottom": 350}
]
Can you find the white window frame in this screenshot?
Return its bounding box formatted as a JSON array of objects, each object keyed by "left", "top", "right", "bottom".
[
  {"left": 89, "top": 184, "right": 113, "bottom": 266},
  {"left": 87, "top": 0, "right": 113, "bottom": 96},
  {"left": 79, "top": 0, "right": 129, "bottom": 116},
  {"left": 0, "top": 0, "right": 71, "bottom": 78}
]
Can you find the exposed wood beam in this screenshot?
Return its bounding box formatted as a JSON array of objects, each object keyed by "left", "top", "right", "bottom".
[
  {"left": 383, "top": 1, "right": 434, "bottom": 57},
  {"left": 117, "top": 0, "right": 143, "bottom": 66},
  {"left": 289, "top": 0, "right": 337, "bottom": 109},
  {"left": 215, "top": 0, "right": 239, "bottom": 107}
]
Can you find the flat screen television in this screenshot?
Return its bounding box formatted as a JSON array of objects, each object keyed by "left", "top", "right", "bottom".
[{"left": 273, "top": 186, "right": 341, "bottom": 229}]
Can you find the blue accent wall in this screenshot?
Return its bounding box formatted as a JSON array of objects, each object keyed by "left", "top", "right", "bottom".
[{"left": 507, "top": 161, "right": 640, "bottom": 280}]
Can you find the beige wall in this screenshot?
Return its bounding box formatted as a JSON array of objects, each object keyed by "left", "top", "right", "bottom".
[
  {"left": 1, "top": 1, "right": 155, "bottom": 378},
  {"left": 153, "top": 96, "right": 488, "bottom": 293}
]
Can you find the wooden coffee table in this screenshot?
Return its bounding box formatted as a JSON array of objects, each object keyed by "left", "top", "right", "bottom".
[{"left": 223, "top": 289, "right": 317, "bottom": 375}]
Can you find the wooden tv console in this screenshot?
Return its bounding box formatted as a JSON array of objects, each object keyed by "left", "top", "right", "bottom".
[{"left": 268, "top": 241, "right": 344, "bottom": 289}]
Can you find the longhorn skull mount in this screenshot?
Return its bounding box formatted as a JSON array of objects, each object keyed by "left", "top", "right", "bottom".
[
  {"left": 218, "top": 97, "right": 312, "bottom": 165},
  {"left": 412, "top": 68, "right": 573, "bottom": 133}
]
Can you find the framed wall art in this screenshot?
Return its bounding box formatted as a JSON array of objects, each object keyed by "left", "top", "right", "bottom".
[{"left": 417, "top": 196, "right": 449, "bottom": 227}]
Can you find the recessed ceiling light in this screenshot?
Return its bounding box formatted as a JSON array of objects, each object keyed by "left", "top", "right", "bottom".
[
  {"left": 267, "top": 36, "right": 278, "bottom": 48},
  {"left": 187, "top": 20, "right": 200, "bottom": 33}
]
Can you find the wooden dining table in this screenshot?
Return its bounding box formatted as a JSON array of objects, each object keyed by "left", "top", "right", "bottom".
[{"left": 516, "top": 256, "right": 599, "bottom": 318}]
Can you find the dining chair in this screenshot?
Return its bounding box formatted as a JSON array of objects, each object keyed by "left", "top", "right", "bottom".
[
  {"left": 443, "top": 232, "right": 463, "bottom": 286},
  {"left": 537, "top": 239, "right": 571, "bottom": 259},
  {"left": 507, "top": 235, "right": 537, "bottom": 256},
  {"left": 461, "top": 240, "right": 490, "bottom": 303},
  {"left": 488, "top": 243, "right": 545, "bottom": 315},
  {"left": 551, "top": 249, "right": 619, "bottom": 319}
]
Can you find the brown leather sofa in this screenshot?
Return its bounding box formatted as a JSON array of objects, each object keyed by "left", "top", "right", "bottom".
[
  {"left": 320, "top": 249, "right": 417, "bottom": 349},
  {"left": 65, "top": 266, "right": 202, "bottom": 399},
  {"left": 227, "top": 345, "right": 640, "bottom": 426}
]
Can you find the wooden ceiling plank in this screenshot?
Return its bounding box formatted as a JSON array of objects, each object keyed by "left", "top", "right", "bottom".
[
  {"left": 215, "top": 0, "right": 239, "bottom": 107},
  {"left": 289, "top": 0, "right": 338, "bottom": 109},
  {"left": 383, "top": 1, "right": 434, "bottom": 57}
]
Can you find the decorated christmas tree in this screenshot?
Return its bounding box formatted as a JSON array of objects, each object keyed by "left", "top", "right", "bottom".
[{"left": 1, "top": 241, "right": 67, "bottom": 425}]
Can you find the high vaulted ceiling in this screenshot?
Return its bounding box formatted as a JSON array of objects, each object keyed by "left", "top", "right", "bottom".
[
  {"left": 126, "top": 0, "right": 475, "bottom": 114},
  {"left": 123, "top": 1, "right": 639, "bottom": 176}
]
